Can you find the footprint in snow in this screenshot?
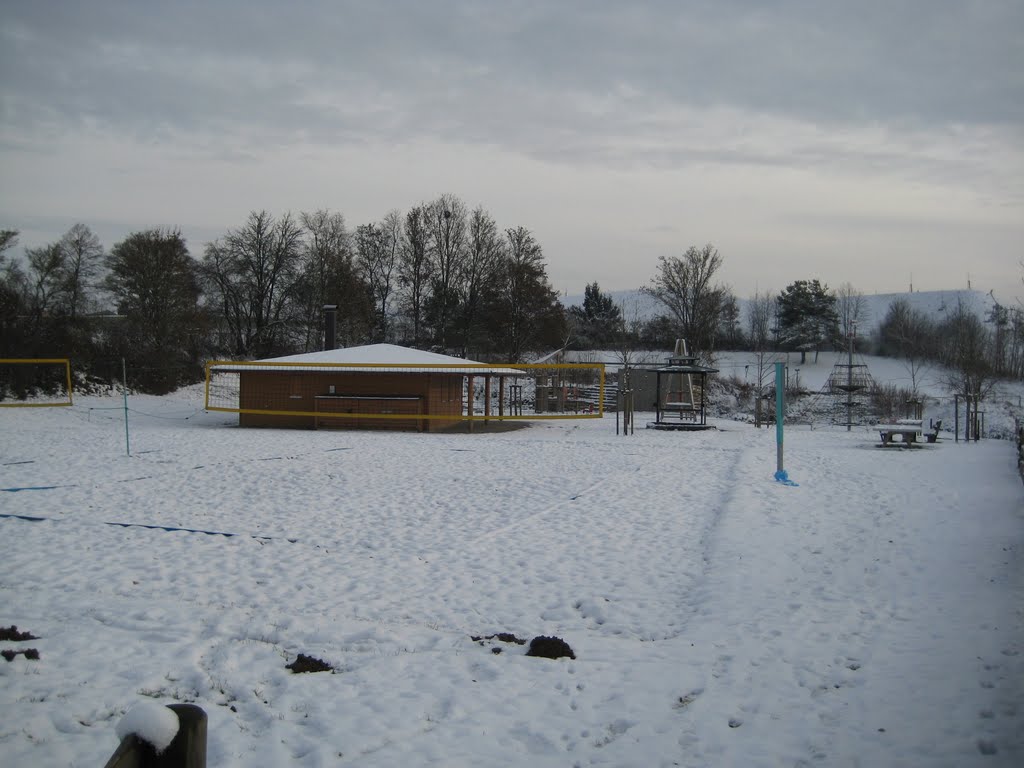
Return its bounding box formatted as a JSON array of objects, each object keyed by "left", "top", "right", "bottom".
[{"left": 977, "top": 739, "right": 998, "bottom": 755}]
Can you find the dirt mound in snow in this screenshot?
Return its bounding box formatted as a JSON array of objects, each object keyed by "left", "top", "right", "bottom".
[
  {"left": 525, "top": 636, "right": 576, "bottom": 660},
  {"left": 286, "top": 653, "right": 334, "bottom": 674},
  {"left": 0, "top": 625, "right": 39, "bottom": 641}
]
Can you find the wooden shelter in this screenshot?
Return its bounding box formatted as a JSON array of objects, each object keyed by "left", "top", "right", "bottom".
[{"left": 215, "top": 344, "right": 522, "bottom": 432}]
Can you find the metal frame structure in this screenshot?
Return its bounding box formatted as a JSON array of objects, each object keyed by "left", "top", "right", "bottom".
[
  {"left": 0, "top": 358, "right": 74, "bottom": 407},
  {"left": 647, "top": 354, "right": 719, "bottom": 431}
]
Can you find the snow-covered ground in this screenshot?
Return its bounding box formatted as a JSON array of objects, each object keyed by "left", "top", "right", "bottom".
[{"left": 1, "top": 388, "right": 1022, "bottom": 766}]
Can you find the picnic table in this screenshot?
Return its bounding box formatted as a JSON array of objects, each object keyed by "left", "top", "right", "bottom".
[
  {"left": 878, "top": 424, "right": 920, "bottom": 445},
  {"left": 878, "top": 419, "right": 941, "bottom": 446}
]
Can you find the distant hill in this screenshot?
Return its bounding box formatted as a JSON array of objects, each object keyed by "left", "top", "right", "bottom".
[
  {"left": 561, "top": 289, "right": 998, "bottom": 334},
  {"left": 852, "top": 290, "right": 996, "bottom": 332}
]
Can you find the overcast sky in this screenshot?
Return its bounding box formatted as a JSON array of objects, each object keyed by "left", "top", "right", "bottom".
[{"left": 2, "top": 0, "right": 1022, "bottom": 304}]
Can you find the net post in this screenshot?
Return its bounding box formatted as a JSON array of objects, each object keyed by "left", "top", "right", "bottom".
[
  {"left": 122, "top": 358, "right": 131, "bottom": 457},
  {"left": 775, "top": 362, "right": 784, "bottom": 474},
  {"left": 65, "top": 359, "right": 73, "bottom": 405}
]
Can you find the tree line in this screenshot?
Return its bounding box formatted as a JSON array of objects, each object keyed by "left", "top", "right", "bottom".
[
  {"left": 569, "top": 245, "right": 1023, "bottom": 398},
  {"left": 0, "top": 195, "right": 566, "bottom": 392},
  {"left": 876, "top": 294, "right": 1024, "bottom": 397},
  {"left": 2, "top": 215, "right": 1019, "bottom": 397},
  {"left": 568, "top": 246, "right": 851, "bottom": 364}
]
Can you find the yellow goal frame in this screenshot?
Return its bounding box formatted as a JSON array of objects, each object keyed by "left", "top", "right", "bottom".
[{"left": 0, "top": 358, "right": 74, "bottom": 407}]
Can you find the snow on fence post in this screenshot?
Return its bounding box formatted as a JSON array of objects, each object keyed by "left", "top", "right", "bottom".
[{"left": 104, "top": 703, "right": 207, "bottom": 768}]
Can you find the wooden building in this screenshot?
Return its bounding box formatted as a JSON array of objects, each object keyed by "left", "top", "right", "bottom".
[{"left": 214, "top": 344, "right": 521, "bottom": 432}]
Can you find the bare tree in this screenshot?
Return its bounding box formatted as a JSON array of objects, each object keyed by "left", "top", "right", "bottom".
[
  {"left": 643, "top": 243, "right": 725, "bottom": 360},
  {"left": 747, "top": 289, "right": 778, "bottom": 427},
  {"left": 1008, "top": 306, "right": 1024, "bottom": 380},
  {"left": 716, "top": 289, "right": 743, "bottom": 349},
  {"left": 940, "top": 298, "right": 995, "bottom": 399},
  {"left": 835, "top": 281, "right": 868, "bottom": 348},
  {"left": 397, "top": 205, "right": 432, "bottom": 346},
  {"left": 613, "top": 296, "right": 657, "bottom": 369},
  {"left": 747, "top": 290, "right": 775, "bottom": 351},
  {"left": 879, "top": 297, "right": 933, "bottom": 396},
  {"left": 459, "top": 205, "right": 503, "bottom": 356},
  {"left": 0, "top": 231, "right": 24, "bottom": 356},
  {"left": 0, "top": 230, "right": 17, "bottom": 264},
  {"left": 295, "top": 210, "right": 352, "bottom": 351},
  {"left": 986, "top": 291, "right": 1010, "bottom": 377},
  {"left": 58, "top": 223, "right": 104, "bottom": 320},
  {"left": 356, "top": 211, "right": 401, "bottom": 342},
  {"left": 24, "top": 243, "right": 65, "bottom": 333},
  {"left": 202, "top": 211, "right": 304, "bottom": 358},
  {"left": 425, "top": 194, "right": 467, "bottom": 349}
]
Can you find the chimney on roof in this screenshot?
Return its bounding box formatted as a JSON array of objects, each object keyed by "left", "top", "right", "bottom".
[{"left": 324, "top": 305, "right": 337, "bottom": 351}]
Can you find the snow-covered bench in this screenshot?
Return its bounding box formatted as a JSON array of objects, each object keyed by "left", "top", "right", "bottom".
[{"left": 663, "top": 401, "right": 698, "bottom": 421}]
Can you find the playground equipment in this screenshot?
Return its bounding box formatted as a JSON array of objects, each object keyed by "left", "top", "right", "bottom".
[
  {"left": 954, "top": 393, "right": 984, "bottom": 443},
  {"left": 825, "top": 326, "right": 873, "bottom": 430},
  {"left": 616, "top": 367, "right": 635, "bottom": 436},
  {"left": 647, "top": 340, "right": 719, "bottom": 431}
]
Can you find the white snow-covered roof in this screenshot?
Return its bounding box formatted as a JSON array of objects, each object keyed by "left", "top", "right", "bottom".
[{"left": 212, "top": 343, "right": 524, "bottom": 375}]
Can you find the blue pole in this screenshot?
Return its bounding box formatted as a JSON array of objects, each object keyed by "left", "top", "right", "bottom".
[
  {"left": 775, "top": 362, "right": 784, "bottom": 474},
  {"left": 774, "top": 362, "right": 797, "bottom": 485}
]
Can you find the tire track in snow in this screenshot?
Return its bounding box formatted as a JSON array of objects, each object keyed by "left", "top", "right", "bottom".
[
  {"left": 388, "top": 438, "right": 749, "bottom": 643},
  {"left": 650, "top": 443, "right": 747, "bottom": 642},
  {"left": 673, "top": 435, "right": 914, "bottom": 765},
  {"left": 428, "top": 472, "right": 622, "bottom": 555}
]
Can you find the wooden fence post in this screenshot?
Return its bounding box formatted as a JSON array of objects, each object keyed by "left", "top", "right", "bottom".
[{"left": 104, "top": 704, "right": 207, "bottom": 768}]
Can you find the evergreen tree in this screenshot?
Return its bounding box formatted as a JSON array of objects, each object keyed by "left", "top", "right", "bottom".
[
  {"left": 105, "top": 229, "right": 205, "bottom": 393},
  {"left": 568, "top": 282, "right": 623, "bottom": 348},
  {"left": 776, "top": 279, "right": 839, "bottom": 364}
]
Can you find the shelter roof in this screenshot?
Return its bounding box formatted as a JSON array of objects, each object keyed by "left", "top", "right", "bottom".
[
  {"left": 212, "top": 344, "right": 524, "bottom": 375},
  {"left": 653, "top": 355, "right": 720, "bottom": 375}
]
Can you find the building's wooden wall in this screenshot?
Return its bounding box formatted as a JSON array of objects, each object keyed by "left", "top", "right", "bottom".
[{"left": 238, "top": 371, "right": 464, "bottom": 431}]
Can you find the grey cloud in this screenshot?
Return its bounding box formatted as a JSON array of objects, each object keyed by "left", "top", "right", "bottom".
[{"left": 2, "top": 0, "right": 1021, "bottom": 168}]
